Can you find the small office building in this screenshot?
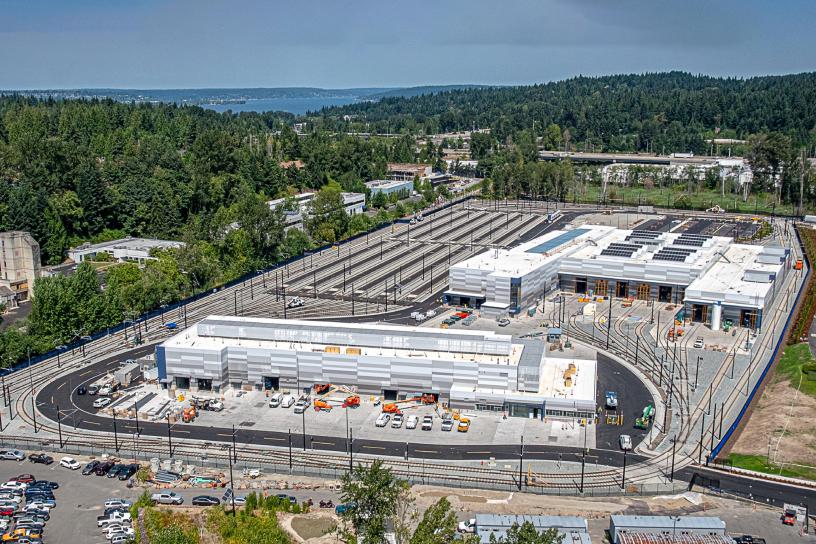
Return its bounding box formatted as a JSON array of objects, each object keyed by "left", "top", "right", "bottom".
[
  {"left": 365, "top": 179, "right": 414, "bottom": 197},
  {"left": 157, "top": 316, "right": 596, "bottom": 419},
  {"left": 474, "top": 515, "right": 591, "bottom": 544},
  {"left": 609, "top": 516, "right": 727, "bottom": 544}
]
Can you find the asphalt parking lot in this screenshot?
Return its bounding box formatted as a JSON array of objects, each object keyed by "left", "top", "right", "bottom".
[{"left": 0, "top": 457, "right": 338, "bottom": 543}]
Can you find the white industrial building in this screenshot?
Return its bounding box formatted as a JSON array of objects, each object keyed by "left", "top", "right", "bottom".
[
  {"left": 68, "top": 237, "right": 184, "bottom": 264},
  {"left": 447, "top": 225, "right": 790, "bottom": 330},
  {"left": 157, "top": 316, "right": 596, "bottom": 419},
  {"left": 267, "top": 191, "right": 365, "bottom": 231}
]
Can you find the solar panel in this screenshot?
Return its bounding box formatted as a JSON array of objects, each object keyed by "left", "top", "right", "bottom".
[
  {"left": 675, "top": 234, "right": 711, "bottom": 247},
  {"left": 653, "top": 245, "right": 698, "bottom": 262},
  {"left": 628, "top": 231, "right": 661, "bottom": 239}
]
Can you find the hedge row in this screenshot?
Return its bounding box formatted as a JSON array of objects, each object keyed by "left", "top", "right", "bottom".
[{"left": 789, "top": 226, "right": 816, "bottom": 344}]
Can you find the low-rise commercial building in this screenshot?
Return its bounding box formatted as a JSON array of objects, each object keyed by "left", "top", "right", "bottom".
[
  {"left": 267, "top": 191, "right": 366, "bottom": 231},
  {"left": 365, "top": 179, "right": 414, "bottom": 196},
  {"left": 0, "top": 231, "right": 41, "bottom": 305},
  {"left": 474, "top": 515, "right": 591, "bottom": 544},
  {"left": 156, "top": 316, "right": 596, "bottom": 419},
  {"left": 447, "top": 225, "right": 789, "bottom": 329},
  {"left": 68, "top": 238, "right": 184, "bottom": 264},
  {"left": 609, "top": 516, "right": 727, "bottom": 544}
]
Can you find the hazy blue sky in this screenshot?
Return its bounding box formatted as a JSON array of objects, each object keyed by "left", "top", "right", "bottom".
[{"left": 1, "top": 0, "right": 813, "bottom": 89}]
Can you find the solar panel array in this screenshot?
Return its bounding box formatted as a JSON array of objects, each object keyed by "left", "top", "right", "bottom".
[
  {"left": 653, "top": 246, "right": 698, "bottom": 262},
  {"left": 600, "top": 242, "right": 642, "bottom": 258},
  {"left": 675, "top": 234, "right": 711, "bottom": 247},
  {"left": 627, "top": 230, "right": 661, "bottom": 241}
]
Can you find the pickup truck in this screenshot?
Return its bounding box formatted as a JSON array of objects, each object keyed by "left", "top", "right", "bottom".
[
  {"left": 97, "top": 511, "right": 132, "bottom": 527},
  {"left": 293, "top": 396, "right": 311, "bottom": 414}
]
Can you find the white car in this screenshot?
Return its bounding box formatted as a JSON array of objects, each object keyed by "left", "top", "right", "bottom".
[
  {"left": 293, "top": 397, "right": 311, "bottom": 414},
  {"left": 693, "top": 337, "right": 705, "bottom": 349},
  {"left": 93, "top": 397, "right": 113, "bottom": 408},
  {"left": 105, "top": 526, "right": 135, "bottom": 539},
  {"left": 268, "top": 393, "right": 282, "bottom": 408},
  {"left": 59, "top": 456, "right": 81, "bottom": 470},
  {"left": 280, "top": 395, "right": 295, "bottom": 408},
  {"left": 421, "top": 415, "right": 433, "bottom": 431},
  {"left": 405, "top": 415, "right": 419, "bottom": 429},
  {"left": 391, "top": 414, "right": 404, "bottom": 428},
  {"left": 99, "top": 384, "right": 113, "bottom": 396},
  {"left": 104, "top": 499, "right": 133, "bottom": 509},
  {"left": 0, "top": 481, "right": 27, "bottom": 491},
  {"left": 458, "top": 518, "right": 476, "bottom": 533},
  {"left": 619, "top": 434, "right": 633, "bottom": 451},
  {"left": 375, "top": 413, "right": 391, "bottom": 427},
  {"left": 25, "top": 501, "right": 53, "bottom": 511}
]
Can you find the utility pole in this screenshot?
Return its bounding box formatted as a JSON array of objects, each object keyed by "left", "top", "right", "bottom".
[
  {"left": 167, "top": 414, "right": 173, "bottom": 457},
  {"left": 134, "top": 400, "right": 141, "bottom": 435},
  {"left": 227, "top": 442, "right": 236, "bottom": 516},
  {"left": 56, "top": 405, "right": 63, "bottom": 448},
  {"left": 288, "top": 428, "right": 293, "bottom": 471},
  {"left": 670, "top": 435, "right": 677, "bottom": 482},
  {"left": 621, "top": 449, "right": 627, "bottom": 490},
  {"left": 518, "top": 436, "right": 524, "bottom": 491},
  {"left": 606, "top": 286, "right": 613, "bottom": 349},
  {"left": 113, "top": 411, "right": 119, "bottom": 452},
  {"left": 232, "top": 424, "right": 237, "bottom": 463}
]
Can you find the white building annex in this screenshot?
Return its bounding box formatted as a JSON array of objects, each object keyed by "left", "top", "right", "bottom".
[
  {"left": 156, "top": 316, "right": 597, "bottom": 419},
  {"left": 446, "top": 224, "right": 790, "bottom": 330}
]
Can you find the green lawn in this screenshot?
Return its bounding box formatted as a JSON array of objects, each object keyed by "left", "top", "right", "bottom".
[
  {"left": 566, "top": 184, "right": 800, "bottom": 215},
  {"left": 775, "top": 343, "right": 816, "bottom": 399},
  {"left": 726, "top": 453, "right": 816, "bottom": 481}
]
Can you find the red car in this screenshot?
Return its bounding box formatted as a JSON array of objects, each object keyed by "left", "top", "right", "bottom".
[
  {"left": 782, "top": 510, "right": 797, "bottom": 526},
  {"left": 0, "top": 507, "right": 15, "bottom": 516},
  {"left": 10, "top": 474, "right": 35, "bottom": 484}
]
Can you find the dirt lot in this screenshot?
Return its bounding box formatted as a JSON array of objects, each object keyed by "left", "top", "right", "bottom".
[{"left": 731, "top": 376, "right": 816, "bottom": 466}]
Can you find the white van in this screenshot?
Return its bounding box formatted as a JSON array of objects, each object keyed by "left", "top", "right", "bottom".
[
  {"left": 280, "top": 394, "right": 295, "bottom": 408},
  {"left": 268, "top": 393, "right": 282, "bottom": 408}
]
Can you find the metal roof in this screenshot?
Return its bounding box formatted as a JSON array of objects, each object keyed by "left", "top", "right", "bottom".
[
  {"left": 617, "top": 534, "right": 733, "bottom": 544},
  {"left": 611, "top": 516, "right": 725, "bottom": 531}
]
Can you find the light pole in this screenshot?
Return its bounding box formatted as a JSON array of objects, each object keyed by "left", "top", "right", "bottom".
[{"left": 167, "top": 414, "right": 173, "bottom": 457}]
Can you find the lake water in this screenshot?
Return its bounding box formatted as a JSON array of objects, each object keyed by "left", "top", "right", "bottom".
[{"left": 202, "top": 96, "right": 360, "bottom": 115}]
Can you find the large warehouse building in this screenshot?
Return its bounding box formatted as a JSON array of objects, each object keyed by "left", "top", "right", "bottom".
[
  {"left": 156, "top": 316, "right": 596, "bottom": 419},
  {"left": 447, "top": 224, "right": 790, "bottom": 330}
]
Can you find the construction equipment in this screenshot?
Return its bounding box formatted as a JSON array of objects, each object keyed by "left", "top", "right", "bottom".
[
  {"left": 313, "top": 384, "right": 332, "bottom": 395},
  {"left": 795, "top": 259, "right": 803, "bottom": 270},
  {"left": 182, "top": 406, "right": 197, "bottom": 423},
  {"left": 634, "top": 404, "right": 654, "bottom": 430},
  {"left": 314, "top": 399, "right": 333, "bottom": 412},
  {"left": 342, "top": 395, "right": 360, "bottom": 408},
  {"left": 382, "top": 397, "right": 422, "bottom": 414},
  {"left": 421, "top": 394, "right": 437, "bottom": 405}
]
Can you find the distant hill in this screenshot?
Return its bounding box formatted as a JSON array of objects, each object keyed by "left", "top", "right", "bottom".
[
  {"left": 316, "top": 71, "right": 816, "bottom": 152},
  {"left": 366, "top": 85, "right": 490, "bottom": 100}
]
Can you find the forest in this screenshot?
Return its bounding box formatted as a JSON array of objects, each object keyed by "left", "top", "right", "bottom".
[{"left": 314, "top": 71, "right": 816, "bottom": 154}]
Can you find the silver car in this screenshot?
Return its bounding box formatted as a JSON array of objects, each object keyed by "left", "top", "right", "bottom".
[
  {"left": 0, "top": 450, "right": 25, "bottom": 461},
  {"left": 619, "top": 434, "right": 633, "bottom": 451}
]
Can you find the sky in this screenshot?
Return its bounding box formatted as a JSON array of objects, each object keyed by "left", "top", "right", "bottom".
[{"left": 0, "top": 0, "right": 814, "bottom": 89}]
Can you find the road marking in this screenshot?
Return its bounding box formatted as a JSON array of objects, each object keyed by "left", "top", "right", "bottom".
[
  {"left": 360, "top": 445, "right": 385, "bottom": 451},
  {"left": 56, "top": 383, "right": 65, "bottom": 391},
  {"left": 84, "top": 420, "right": 100, "bottom": 426},
  {"left": 264, "top": 437, "right": 286, "bottom": 441},
  {"left": 173, "top": 430, "right": 191, "bottom": 434},
  {"left": 414, "top": 449, "right": 437, "bottom": 453},
  {"left": 312, "top": 441, "right": 334, "bottom": 446},
  {"left": 79, "top": 370, "right": 93, "bottom": 377},
  {"left": 466, "top": 451, "right": 491, "bottom": 454},
  {"left": 216, "top": 433, "right": 234, "bottom": 437}
]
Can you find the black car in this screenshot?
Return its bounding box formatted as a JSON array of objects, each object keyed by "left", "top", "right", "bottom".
[
  {"left": 76, "top": 385, "right": 87, "bottom": 395},
  {"left": 19, "top": 509, "right": 49, "bottom": 521},
  {"left": 191, "top": 495, "right": 220, "bottom": 506},
  {"left": 81, "top": 460, "right": 99, "bottom": 475},
  {"left": 103, "top": 506, "right": 129, "bottom": 517},
  {"left": 27, "top": 454, "right": 53, "bottom": 465},
  {"left": 94, "top": 460, "right": 114, "bottom": 476},
  {"left": 106, "top": 464, "right": 124, "bottom": 478},
  {"left": 24, "top": 491, "right": 54, "bottom": 501},
  {"left": 28, "top": 481, "right": 58, "bottom": 490},
  {"left": 118, "top": 464, "right": 139, "bottom": 481}
]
